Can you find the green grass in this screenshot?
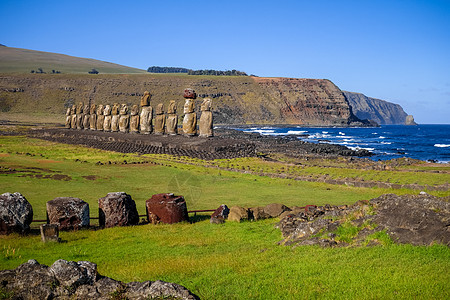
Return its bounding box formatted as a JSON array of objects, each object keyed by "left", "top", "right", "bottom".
[
  {"left": 0, "top": 46, "right": 147, "bottom": 74},
  {"left": 0, "top": 136, "right": 410, "bottom": 220},
  {"left": 1, "top": 220, "right": 449, "bottom": 299},
  {"left": 0, "top": 135, "right": 449, "bottom": 299}
]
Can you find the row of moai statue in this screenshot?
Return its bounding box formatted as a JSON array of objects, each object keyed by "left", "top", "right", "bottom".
[{"left": 64, "top": 89, "right": 213, "bottom": 137}]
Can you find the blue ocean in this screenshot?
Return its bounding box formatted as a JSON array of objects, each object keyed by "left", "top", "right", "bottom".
[{"left": 235, "top": 125, "right": 450, "bottom": 163}]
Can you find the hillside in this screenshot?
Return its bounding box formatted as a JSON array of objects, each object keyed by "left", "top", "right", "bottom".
[
  {"left": 0, "top": 46, "right": 147, "bottom": 74},
  {"left": 343, "top": 91, "right": 408, "bottom": 125},
  {"left": 0, "top": 73, "right": 368, "bottom": 126}
]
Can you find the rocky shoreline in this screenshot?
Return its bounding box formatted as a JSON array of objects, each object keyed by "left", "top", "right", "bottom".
[{"left": 20, "top": 125, "right": 373, "bottom": 160}]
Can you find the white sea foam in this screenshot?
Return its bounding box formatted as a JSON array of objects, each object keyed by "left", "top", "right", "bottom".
[
  {"left": 434, "top": 144, "right": 450, "bottom": 148},
  {"left": 339, "top": 132, "right": 345, "bottom": 135},
  {"left": 287, "top": 130, "right": 308, "bottom": 135},
  {"left": 380, "top": 141, "right": 392, "bottom": 144},
  {"left": 322, "top": 131, "right": 328, "bottom": 134},
  {"left": 379, "top": 136, "right": 386, "bottom": 139},
  {"left": 348, "top": 146, "right": 375, "bottom": 151}
]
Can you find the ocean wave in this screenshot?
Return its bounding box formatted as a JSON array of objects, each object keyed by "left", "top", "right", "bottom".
[
  {"left": 434, "top": 144, "right": 450, "bottom": 148},
  {"left": 380, "top": 141, "right": 392, "bottom": 144},
  {"left": 287, "top": 130, "right": 308, "bottom": 135},
  {"left": 348, "top": 146, "right": 375, "bottom": 151},
  {"left": 339, "top": 132, "right": 345, "bottom": 135},
  {"left": 379, "top": 136, "right": 386, "bottom": 139}
]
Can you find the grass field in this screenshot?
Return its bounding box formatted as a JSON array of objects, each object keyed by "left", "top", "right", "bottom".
[{"left": 1, "top": 135, "right": 449, "bottom": 299}]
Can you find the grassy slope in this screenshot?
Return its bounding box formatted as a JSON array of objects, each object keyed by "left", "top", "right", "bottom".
[
  {"left": 0, "top": 46, "right": 147, "bottom": 74},
  {"left": 0, "top": 136, "right": 449, "bottom": 299}
]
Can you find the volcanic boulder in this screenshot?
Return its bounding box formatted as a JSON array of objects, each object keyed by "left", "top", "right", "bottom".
[
  {"left": 46, "top": 197, "right": 89, "bottom": 230},
  {"left": 98, "top": 192, "right": 139, "bottom": 228},
  {"left": 0, "top": 192, "right": 33, "bottom": 235},
  {"left": 210, "top": 204, "right": 229, "bottom": 224},
  {"left": 0, "top": 259, "right": 199, "bottom": 299},
  {"left": 146, "top": 193, "right": 189, "bottom": 224},
  {"left": 228, "top": 206, "right": 250, "bottom": 222},
  {"left": 264, "top": 203, "right": 291, "bottom": 218}
]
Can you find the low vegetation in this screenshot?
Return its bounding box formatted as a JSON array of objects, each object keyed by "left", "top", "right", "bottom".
[{"left": 0, "top": 135, "right": 449, "bottom": 299}]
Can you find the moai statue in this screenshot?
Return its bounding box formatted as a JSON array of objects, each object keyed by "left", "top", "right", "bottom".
[
  {"left": 76, "top": 102, "right": 84, "bottom": 130},
  {"left": 182, "top": 88, "right": 197, "bottom": 136},
  {"left": 154, "top": 103, "right": 165, "bottom": 135},
  {"left": 166, "top": 100, "right": 178, "bottom": 135},
  {"left": 82, "top": 104, "right": 90, "bottom": 130},
  {"left": 89, "top": 104, "right": 97, "bottom": 130},
  {"left": 130, "top": 104, "right": 140, "bottom": 134},
  {"left": 96, "top": 104, "right": 105, "bottom": 131},
  {"left": 70, "top": 104, "right": 77, "bottom": 129},
  {"left": 119, "top": 103, "right": 130, "bottom": 133},
  {"left": 199, "top": 98, "right": 213, "bottom": 137},
  {"left": 65, "top": 107, "right": 72, "bottom": 129},
  {"left": 111, "top": 103, "right": 120, "bottom": 132},
  {"left": 103, "top": 104, "right": 112, "bottom": 132},
  {"left": 140, "top": 91, "right": 153, "bottom": 134}
]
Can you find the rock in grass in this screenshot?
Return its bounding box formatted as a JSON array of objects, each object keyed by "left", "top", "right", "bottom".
[
  {"left": 249, "top": 206, "right": 270, "bottom": 220},
  {"left": 146, "top": 193, "right": 189, "bottom": 224},
  {"left": 264, "top": 203, "right": 291, "bottom": 218},
  {"left": 0, "top": 192, "right": 33, "bottom": 235},
  {"left": 0, "top": 259, "right": 199, "bottom": 299},
  {"left": 46, "top": 197, "right": 89, "bottom": 231},
  {"left": 98, "top": 192, "right": 139, "bottom": 228},
  {"left": 212, "top": 204, "right": 229, "bottom": 218},
  {"left": 228, "top": 206, "right": 250, "bottom": 222}
]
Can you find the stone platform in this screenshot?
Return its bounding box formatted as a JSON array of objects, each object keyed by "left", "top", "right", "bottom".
[{"left": 31, "top": 128, "right": 256, "bottom": 160}]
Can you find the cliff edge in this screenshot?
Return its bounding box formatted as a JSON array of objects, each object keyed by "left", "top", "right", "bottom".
[{"left": 343, "top": 91, "right": 408, "bottom": 125}]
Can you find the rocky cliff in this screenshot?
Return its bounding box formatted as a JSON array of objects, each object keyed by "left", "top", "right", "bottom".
[
  {"left": 0, "top": 74, "right": 368, "bottom": 126},
  {"left": 343, "top": 91, "right": 408, "bottom": 125}
]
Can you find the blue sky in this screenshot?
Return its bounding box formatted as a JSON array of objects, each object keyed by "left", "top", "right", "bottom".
[{"left": 1, "top": 0, "right": 449, "bottom": 123}]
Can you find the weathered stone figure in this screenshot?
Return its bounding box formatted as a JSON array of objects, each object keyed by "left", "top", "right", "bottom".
[
  {"left": 70, "top": 105, "right": 77, "bottom": 129},
  {"left": 119, "top": 103, "right": 129, "bottom": 133},
  {"left": 199, "top": 98, "right": 213, "bottom": 137},
  {"left": 130, "top": 104, "right": 140, "bottom": 133},
  {"left": 96, "top": 104, "right": 104, "bottom": 131},
  {"left": 65, "top": 107, "right": 72, "bottom": 129},
  {"left": 82, "top": 104, "right": 90, "bottom": 130},
  {"left": 103, "top": 104, "right": 112, "bottom": 132},
  {"left": 111, "top": 103, "right": 120, "bottom": 132},
  {"left": 182, "top": 88, "right": 197, "bottom": 136},
  {"left": 166, "top": 100, "right": 178, "bottom": 135},
  {"left": 89, "top": 104, "right": 97, "bottom": 130},
  {"left": 154, "top": 103, "right": 165, "bottom": 135},
  {"left": 76, "top": 102, "right": 84, "bottom": 129},
  {"left": 140, "top": 91, "right": 153, "bottom": 134}
]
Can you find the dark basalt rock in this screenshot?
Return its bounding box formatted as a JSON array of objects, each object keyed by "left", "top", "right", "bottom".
[
  {"left": 211, "top": 204, "right": 229, "bottom": 222},
  {"left": 0, "top": 259, "right": 199, "bottom": 300},
  {"left": 146, "top": 193, "right": 189, "bottom": 224},
  {"left": 46, "top": 197, "right": 89, "bottom": 230},
  {"left": 98, "top": 192, "right": 139, "bottom": 228},
  {"left": 0, "top": 192, "right": 33, "bottom": 235},
  {"left": 277, "top": 194, "right": 450, "bottom": 247}
]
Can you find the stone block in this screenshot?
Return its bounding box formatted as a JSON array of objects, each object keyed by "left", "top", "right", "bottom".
[{"left": 146, "top": 193, "right": 189, "bottom": 224}]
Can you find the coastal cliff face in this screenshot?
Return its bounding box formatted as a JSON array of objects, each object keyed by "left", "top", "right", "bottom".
[
  {"left": 254, "top": 77, "right": 357, "bottom": 126},
  {"left": 343, "top": 91, "right": 408, "bottom": 125},
  {"left": 0, "top": 74, "right": 364, "bottom": 126}
]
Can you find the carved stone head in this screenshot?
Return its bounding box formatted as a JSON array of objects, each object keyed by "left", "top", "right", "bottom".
[
  {"left": 103, "top": 105, "right": 111, "bottom": 115},
  {"left": 90, "top": 104, "right": 97, "bottom": 114},
  {"left": 167, "top": 100, "right": 176, "bottom": 114},
  {"left": 156, "top": 103, "right": 164, "bottom": 115},
  {"left": 183, "top": 99, "right": 194, "bottom": 114},
  {"left": 71, "top": 104, "right": 76, "bottom": 115},
  {"left": 131, "top": 104, "right": 139, "bottom": 115},
  {"left": 119, "top": 104, "right": 128, "bottom": 115},
  {"left": 201, "top": 98, "right": 212, "bottom": 111},
  {"left": 77, "top": 102, "right": 84, "bottom": 114},
  {"left": 84, "top": 104, "right": 90, "bottom": 114},
  {"left": 112, "top": 103, "right": 120, "bottom": 115},
  {"left": 140, "top": 91, "right": 151, "bottom": 107},
  {"left": 96, "top": 104, "right": 104, "bottom": 115}
]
